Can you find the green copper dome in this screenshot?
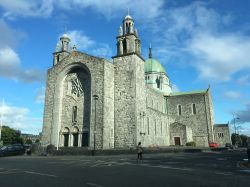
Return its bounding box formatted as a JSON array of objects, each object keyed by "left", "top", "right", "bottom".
[{"left": 144, "top": 58, "right": 166, "bottom": 74}]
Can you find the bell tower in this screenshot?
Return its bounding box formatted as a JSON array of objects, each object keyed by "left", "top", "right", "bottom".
[
  {"left": 113, "top": 13, "right": 146, "bottom": 148},
  {"left": 115, "top": 13, "right": 141, "bottom": 57}
]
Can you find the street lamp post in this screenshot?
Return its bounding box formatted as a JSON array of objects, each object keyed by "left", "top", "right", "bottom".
[
  {"left": 233, "top": 115, "right": 239, "bottom": 146},
  {"left": 93, "top": 95, "right": 99, "bottom": 156}
]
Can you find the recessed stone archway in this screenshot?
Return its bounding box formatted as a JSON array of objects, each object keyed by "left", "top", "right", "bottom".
[
  {"left": 59, "top": 64, "right": 91, "bottom": 148},
  {"left": 62, "top": 127, "right": 70, "bottom": 147},
  {"left": 169, "top": 122, "right": 187, "bottom": 146}
]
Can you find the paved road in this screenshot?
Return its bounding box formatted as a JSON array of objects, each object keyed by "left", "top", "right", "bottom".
[{"left": 0, "top": 150, "right": 249, "bottom": 187}]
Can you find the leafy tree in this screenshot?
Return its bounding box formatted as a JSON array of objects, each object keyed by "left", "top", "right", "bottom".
[
  {"left": 35, "top": 139, "right": 40, "bottom": 143},
  {"left": 1, "top": 126, "right": 24, "bottom": 145},
  {"left": 239, "top": 134, "right": 248, "bottom": 147},
  {"left": 231, "top": 133, "right": 242, "bottom": 146}
]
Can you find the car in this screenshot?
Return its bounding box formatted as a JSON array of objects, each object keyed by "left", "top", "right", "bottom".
[
  {"left": 0, "top": 144, "right": 26, "bottom": 157},
  {"left": 209, "top": 142, "right": 218, "bottom": 148}
]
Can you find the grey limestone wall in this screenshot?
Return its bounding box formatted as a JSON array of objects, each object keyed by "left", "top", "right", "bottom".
[
  {"left": 113, "top": 54, "right": 146, "bottom": 148},
  {"left": 144, "top": 86, "right": 169, "bottom": 147},
  {"left": 167, "top": 92, "right": 213, "bottom": 147},
  {"left": 42, "top": 51, "right": 111, "bottom": 149},
  {"left": 213, "top": 125, "right": 231, "bottom": 147},
  {"left": 102, "top": 61, "right": 115, "bottom": 149}
]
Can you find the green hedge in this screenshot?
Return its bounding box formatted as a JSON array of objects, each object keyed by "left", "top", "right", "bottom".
[{"left": 186, "top": 141, "right": 196, "bottom": 146}]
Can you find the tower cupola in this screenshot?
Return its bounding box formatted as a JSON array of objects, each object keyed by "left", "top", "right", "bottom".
[
  {"left": 60, "top": 33, "right": 71, "bottom": 52},
  {"left": 53, "top": 32, "right": 71, "bottom": 66},
  {"left": 115, "top": 11, "right": 141, "bottom": 57}
]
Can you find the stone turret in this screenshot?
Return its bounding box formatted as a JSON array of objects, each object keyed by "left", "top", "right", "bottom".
[
  {"left": 115, "top": 13, "right": 141, "bottom": 57},
  {"left": 53, "top": 33, "right": 71, "bottom": 66}
]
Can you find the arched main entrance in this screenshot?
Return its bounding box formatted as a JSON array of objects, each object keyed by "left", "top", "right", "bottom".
[{"left": 59, "top": 64, "right": 91, "bottom": 147}]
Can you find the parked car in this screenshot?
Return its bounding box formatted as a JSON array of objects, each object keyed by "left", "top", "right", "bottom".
[
  {"left": 0, "top": 144, "right": 26, "bottom": 157},
  {"left": 209, "top": 142, "right": 218, "bottom": 148}
]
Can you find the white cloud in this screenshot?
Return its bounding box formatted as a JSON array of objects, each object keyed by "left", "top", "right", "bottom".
[
  {"left": 0, "top": 20, "right": 45, "bottom": 83},
  {"left": 236, "top": 103, "right": 250, "bottom": 124},
  {"left": 0, "top": 102, "right": 42, "bottom": 134},
  {"left": 224, "top": 91, "right": 241, "bottom": 99},
  {"left": 171, "top": 84, "right": 180, "bottom": 92},
  {"left": 35, "top": 87, "right": 45, "bottom": 103},
  {"left": 67, "top": 30, "right": 95, "bottom": 50},
  {"left": 237, "top": 75, "right": 250, "bottom": 86},
  {"left": 58, "top": 30, "right": 113, "bottom": 59},
  {"left": 0, "top": 19, "right": 26, "bottom": 49},
  {"left": 56, "top": 0, "right": 164, "bottom": 20},
  {"left": 0, "top": 46, "right": 45, "bottom": 83},
  {"left": 91, "top": 44, "right": 112, "bottom": 58},
  {"left": 0, "top": 0, "right": 53, "bottom": 19},
  {"left": 151, "top": 2, "right": 250, "bottom": 83},
  {"left": 0, "top": 0, "right": 163, "bottom": 21},
  {"left": 189, "top": 33, "right": 250, "bottom": 82}
]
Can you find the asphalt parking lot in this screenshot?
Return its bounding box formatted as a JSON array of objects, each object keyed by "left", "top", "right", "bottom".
[{"left": 0, "top": 150, "right": 249, "bottom": 187}]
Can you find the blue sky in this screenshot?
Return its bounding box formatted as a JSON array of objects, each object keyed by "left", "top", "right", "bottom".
[{"left": 0, "top": 0, "right": 249, "bottom": 136}]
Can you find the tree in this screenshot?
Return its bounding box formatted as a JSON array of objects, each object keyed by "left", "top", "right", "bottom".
[
  {"left": 1, "top": 126, "right": 24, "bottom": 145},
  {"left": 231, "top": 133, "right": 242, "bottom": 146},
  {"left": 35, "top": 139, "right": 40, "bottom": 143},
  {"left": 239, "top": 134, "right": 248, "bottom": 147}
]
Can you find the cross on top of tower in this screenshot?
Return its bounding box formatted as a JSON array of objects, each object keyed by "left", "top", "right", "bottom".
[{"left": 125, "top": 7, "right": 132, "bottom": 19}]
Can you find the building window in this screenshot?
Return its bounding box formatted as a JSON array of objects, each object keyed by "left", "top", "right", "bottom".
[
  {"left": 147, "top": 117, "right": 150, "bottom": 135},
  {"left": 218, "top": 132, "right": 224, "bottom": 138},
  {"left": 156, "top": 78, "right": 160, "bottom": 88},
  {"left": 192, "top": 103, "right": 196, "bottom": 115},
  {"left": 72, "top": 106, "right": 77, "bottom": 123},
  {"left": 178, "top": 105, "right": 182, "bottom": 115}
]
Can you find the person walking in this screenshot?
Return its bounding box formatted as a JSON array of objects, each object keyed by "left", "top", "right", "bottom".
[{"left": 137, "top": 142, "right": 143, "bottom": 162}]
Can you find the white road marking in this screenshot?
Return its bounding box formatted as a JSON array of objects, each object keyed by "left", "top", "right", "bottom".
[
  {"left": 214, "top": 172, "right": 233, "bottom": 176},
  {"left": 240, "top": 169, "right": 250, "bottom": 173},
  {"left": 23, "top": 171, "right": 57, "bottom": 177},
  {"left": 216, "top": 158, "right": 227, "bottom": 161},
  {"left": 140, "top": 164, "right": 193, "bottom": 171},
  {"left": 0, "top": 171, "right": 18, "bottom": 174},
  {"left": 86, "top": 182, "right": 104, "bottom": 187}
]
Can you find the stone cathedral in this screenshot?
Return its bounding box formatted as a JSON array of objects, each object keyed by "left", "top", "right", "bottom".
[{"left": 42, "top": 14, "right": 231, "bottom": 149}]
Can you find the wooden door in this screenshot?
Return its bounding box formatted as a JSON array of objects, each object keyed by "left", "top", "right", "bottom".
[{"left": 174, "top": 137, "right": 181, "bottom": 146}]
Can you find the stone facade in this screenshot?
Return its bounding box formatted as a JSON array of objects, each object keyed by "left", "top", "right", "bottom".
[
  {"left": 213, "top": 124, "right": 232, "bottom": 147},
  {"left": 42, "top": 14, "right": 230, "bottom": 149}
]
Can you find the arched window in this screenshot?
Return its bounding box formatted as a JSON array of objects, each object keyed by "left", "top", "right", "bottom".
[
  {"left": 72, "top": 106, "right": 77, "bottom": 123},
  {"left": 178, "top": 105, "right": 182, "bottom": 115},
  {"left": 192, "top": 103, "right": 196, "bottom": 114},
  {"left": 156, "top": 77, "right": 160, "bottom": 88},
  {"left": 63, "top": 127, "right": 70, "bottom": 147},
  {"left": 122, "top": 39, "right": 127, "bottom": 54}
]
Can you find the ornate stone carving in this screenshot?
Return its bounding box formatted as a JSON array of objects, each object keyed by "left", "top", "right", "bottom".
[{"left": 67, "top": 73, "right": 83, "bottom": 97}]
